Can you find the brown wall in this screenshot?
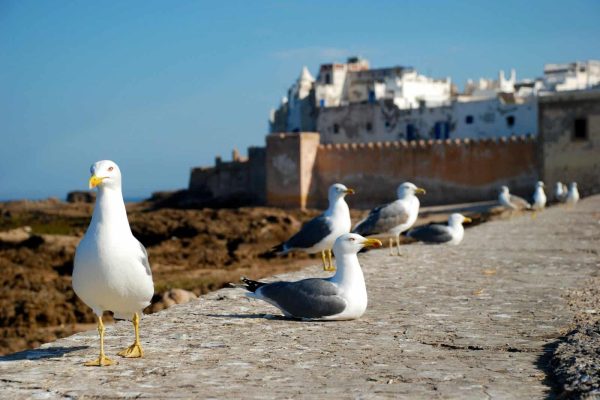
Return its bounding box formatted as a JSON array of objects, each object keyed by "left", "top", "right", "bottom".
[
  {"left": 308, "top": 136, "right": 537, "bottom": 208},
  {"left": 188, "top": 147, "right": 266, "bottom": 204},
  {"left": 265, "top": 132, "right": 320, "bottom": 208},
  {"left": 539, "top": 90, "right": 600, "bottom": 197}
]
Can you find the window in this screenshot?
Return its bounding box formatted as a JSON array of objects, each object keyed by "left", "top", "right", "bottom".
[
  {"left": 325, "top": 74, "right": 331, "bottom": 84},
  {"left": 465, "top": 115, "right": 474, "bottom": 124},
  {"left": 574, "top": 118, "right": 588, "bottom": 141},
  {"left": 333, "top": 124, "right": 339, "bottom": 134},
  {"left": 366, "top": 122, "right": 372, "bottom": 132},
  {"left": 384, "top": 121, "right": 391, "bottom": 128},
  {"left": 506, "top": 116, "right": 515, "bottom": 127}
]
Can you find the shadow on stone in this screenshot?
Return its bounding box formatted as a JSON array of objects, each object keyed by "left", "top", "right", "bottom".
[
  {"left": 0, "top": 346, "right": 88, "bottom": 362},
  {"left": 536, "top": 339, "right": 562, "bottom": 400}
]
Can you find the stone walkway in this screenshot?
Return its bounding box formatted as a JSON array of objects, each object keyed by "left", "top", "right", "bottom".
[{"left": 1, "top": 196, "right": 599, "bottom": 399}]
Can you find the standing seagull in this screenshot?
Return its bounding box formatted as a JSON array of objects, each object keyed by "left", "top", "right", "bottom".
[
  {"left": 498, "top": 185, "right": 531, "bottom": 210},
  {"left": 73, "top": 160, "right": 154, "bottom": 366},
  {"left": 273, "top": 183, "right": 354, "bottom": 271},
  {"left": 532, "top": 181, "right": 547, "bottom": 210},
  {"left": 352, "top": 182, "right": 425, "bottom": 256},
  {"left": 407, "top": 213, "right": 472, "bottom": 245},
  {"left": 241, "top": 233, "right": 382, "bottom": 320},
  {"left": 554, "top": 182, "right": 568, "bottom": 203},
  {"left": 566, "top": 182, "right": 580, "bottom": 205}
]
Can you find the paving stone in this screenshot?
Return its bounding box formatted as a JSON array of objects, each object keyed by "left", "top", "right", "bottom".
[{"left": 1, "top": 197, "right": 599, "bottom": 399}]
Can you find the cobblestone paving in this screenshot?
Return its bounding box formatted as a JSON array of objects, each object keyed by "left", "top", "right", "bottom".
[{"left": 1, "top": 196, "right": 599, "bottom": 399}]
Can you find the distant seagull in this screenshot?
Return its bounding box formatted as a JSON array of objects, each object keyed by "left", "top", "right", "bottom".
[
  {"left": 532, "top": 181, "right": 547, "bottom": 210},
  {"left": 352, "top": 182, "right": 425, "bottom": 256},
  {"left": 554, "top": 182, "right": 568, "bottom": 203},
  {"left": 407, "top": 213, "right": 472, "bottom": 245},
  {"left": 566, "top": 182, "right": 580, "bottom": 205},
  {"left": 498, "top": 185, "right": 531, "bottom": 210},
  {"left": 273, "top": 183, "right": 354, "bottom": 271},
  {"left": 73, "top": 160, "right": 154, "bottom": 367},
  {"left": 241, "top": 234, "right": 382, "bottom": 320}
]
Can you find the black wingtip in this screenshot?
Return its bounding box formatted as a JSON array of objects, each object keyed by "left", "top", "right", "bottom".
[
  {"left": 270, "top": 243, "right": 285, "bottom": 254},
  {"left": 240, "top": 276, "right": 267, "bottom": 293}
]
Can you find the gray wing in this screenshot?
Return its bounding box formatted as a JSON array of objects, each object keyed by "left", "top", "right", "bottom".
[
  {"left": 408, "top": 224, "right": 453, "bottom": 243},
  {"left": 509, "top": 194, "right": 531, "bottom": 209},
  {"left": 137, "top": 240, "right": 152, "bottom": 276},
  {"left": 285, "top": 214, "right": 332, "bottom": 250},
  {"left": 259, "top": 278, "right": 346, "bottom": 319},
  {"left": 353, "top": 202, "right": 409, "bottom": 235}
]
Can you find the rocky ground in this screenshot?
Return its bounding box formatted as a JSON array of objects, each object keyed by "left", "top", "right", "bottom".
[
  {"left": 0, "top": 195, "right": 598, "bottom": 399},
  {"left": 0, "top": 198, "right": 329, "bottom": 355}
]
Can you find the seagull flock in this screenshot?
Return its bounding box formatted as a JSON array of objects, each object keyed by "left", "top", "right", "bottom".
[{"left": 73, "top": 160, "right": 582, "bottom": 366}]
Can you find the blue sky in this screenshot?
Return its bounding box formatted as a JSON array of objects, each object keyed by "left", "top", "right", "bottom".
[{"left": 1, "top": 0, "right": 599, "bottom": 200}]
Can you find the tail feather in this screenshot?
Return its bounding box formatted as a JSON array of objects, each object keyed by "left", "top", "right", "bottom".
[{"left": 240, "top": 276, "right": 267, "bottom": 293}]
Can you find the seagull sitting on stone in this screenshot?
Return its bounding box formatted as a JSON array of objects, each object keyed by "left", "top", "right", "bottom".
[
  {"left": 407, "top": 213, "right": 472, "bottom": 245},
  {"left": 73, "top": 160, "right": 154, "bottom": 367},
  {"left": 241, "top": 233, "right": 382, "bottom": 320},
  {"left": 352, "top": 182, "right": 425, "bottom": 256},
  {"left": 532, "top": 181, "right": 547, "bottom": 211},
  {"left": 566, "top": 182, "right": 580, "bottom": 205},
  {"left": 498, "top": 185, "right": 531, "bottom": 211},
  {"left": 273, "top": 183, "right": 354, "bottom": 272}
]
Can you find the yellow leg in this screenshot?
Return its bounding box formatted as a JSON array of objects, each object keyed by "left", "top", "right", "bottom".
[
  {"left": 324, "top": 249, "right": 336, "bottom": 272},
  {"left": 84, "top": 316, "right": 114, "bottom": 367},
  {"left": 117, "top": 313, "right": 144, "bottom": 358},
  {"left": 389, "top": 238, "right": 394, "bottom": 256},
  {"left": 321, "top": 250, "right": 328, "bottom": 270},
  {"left": 396, "top": 236, "right": 402, "bottom": 256}
]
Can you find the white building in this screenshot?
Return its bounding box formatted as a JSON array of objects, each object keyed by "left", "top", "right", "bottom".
[
  {"left": 269, "top": 58, "right": 599, "bottom": 144},
  {"left": 543, "top": 60, "right": 600, "bottom": 92}
]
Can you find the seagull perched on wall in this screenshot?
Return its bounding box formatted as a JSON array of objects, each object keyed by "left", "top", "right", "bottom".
[
  {"left": 407, "top": 213, "right": 472, "bottom": 245},
  {"left": 273, "top": 183, "right": 354, "bottom": 272},
  {"left": 73, "top": 160, "right": 154, "bottom": 367},
  {"left": 498, "top": 185, "right": 531, "bottom": 211},
  {"left": 352, "top": 182, "right": 425, "bottom": 256},
  {"left": 532, "top": 181, "right": 547, "bottom": 211},
  {"left": 241, "top": 233, "right": 382, "bottom": 320},
  {"left": 566, "top": 182, "right": 580, "bottom": 205},
  {"left": 554, "top": 181, "right": 568, "bottom": 203}
]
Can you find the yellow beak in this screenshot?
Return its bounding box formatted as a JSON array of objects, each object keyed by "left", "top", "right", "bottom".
[
  {"left": 89, "top": 175, "right": 104, "bottom": 189},
  {"left": 344, "top": 188, "right": 355, "bottom": 195},
  {"left": 415, "top": 187, "right": 426, "bottom": 195},
  {"left": 361, "top": 238, "right": 383, "bottom": 249},
  {"left": 463, "top": 217, "right": 472, "bottom": 223}
]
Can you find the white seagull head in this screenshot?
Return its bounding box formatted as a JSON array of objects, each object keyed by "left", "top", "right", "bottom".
[
  {"left": 89, "top": 160, "right": 122, "bottom": 191},
  {"left": 448, "top": 213, "right": 472, "bottom": 226},
  {"left": 397, "top": 182, "right": 426, "bottom": 199},
  {"left": 333, "top": 233, "right": 382, "bottom": 256},
  {"left": 536, "top": 181, "right": 545, "bottom": 188},
  {"left": 570, "top": 182, "right": 578, "bottom": 189},
  {"left": 328, "top": 183, "right": 355, "bottom": 202},
  {"left": 500, "top": 185, "right": 510, "bottom": 195}
]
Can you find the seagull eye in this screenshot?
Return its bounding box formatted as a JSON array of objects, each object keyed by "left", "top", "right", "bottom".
[
  {"left": 108, "top": 166, "right": 114, "bottom": 172},
  {"left": 349, "top": 237, "right": 355, "bottom": 242}
]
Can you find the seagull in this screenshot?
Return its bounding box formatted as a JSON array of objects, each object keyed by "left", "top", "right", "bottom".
[
  {"left": 554, "top": 182, "right": 568, "bottom": 203},
  {"left": 241, "top": 233, "right": 382, "bottom": 320},
  {"left": 407, "top": 213, "right": 472, "bottom": 245},
  {"left": 273, "top": 183, "right": 354, "bottom": 272},
  {"left": 73, "top": 160, "right": 154, "bottom": 367},
  {"left": 566, "top": 182, "right": 580, "bottom": 205},
  {"left": 498, "top": 185, "right": 531, "bottom": 210},
  {"left": 532, "top": 181, "right": 547, "bottom": 210},
  {"left": 352, "top": 182, "right": 425, "bottom": 256}
]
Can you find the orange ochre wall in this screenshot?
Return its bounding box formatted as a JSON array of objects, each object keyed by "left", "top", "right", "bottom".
[{"left": 309, "top": 136, "right": 537, "bottom": 208}]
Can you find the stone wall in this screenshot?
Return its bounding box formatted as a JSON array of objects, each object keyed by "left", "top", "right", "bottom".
[
  {"left": 538, "top": 89, "right": 600, "bottom": 197},
  {"left": 188, "top": 147, "right": 266, "bottom": 205},
  {"left": 308, "top": 136, "right": 537, "bottom": 208}
]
